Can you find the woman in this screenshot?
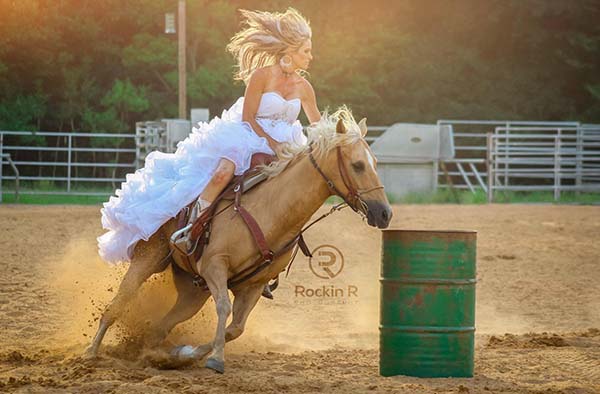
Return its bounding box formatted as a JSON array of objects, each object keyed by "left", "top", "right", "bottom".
[{"left": 98, "top": 8, "right": 321, "bottom": 264}]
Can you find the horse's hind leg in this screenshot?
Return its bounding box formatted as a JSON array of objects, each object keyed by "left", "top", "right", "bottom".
[
  {"left": 225, "top": 283, "right": 263, "bottom": 342},
  {"left": 85, "top": 236, "right": 170, "bottom": 357},
  {"left": 146, "top": 263, "right": 210, "bottom": 347}
]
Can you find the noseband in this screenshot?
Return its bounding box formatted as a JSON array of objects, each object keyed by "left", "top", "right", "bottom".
[{"left": 308, "top": 143, "right": 384, "bottom": 216}]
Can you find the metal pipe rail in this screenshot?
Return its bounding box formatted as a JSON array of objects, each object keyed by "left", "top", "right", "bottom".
[
  {"left": 6, "top": 161, "right": 134, "bottom": 168},
  {"left": 1, "top": 146, "right": 137, "bottom": 153},
  {"left": 0, "top": 153, "right": 19, "bottom": 202},
  {"left": 0, "top": 131, "right": 136, "bottom": 138},
  {"left": 486, "top": 130, "right": 600, "bottom": 202},
  {"left": 438, "top": 120, "right": 580, "bottom": 126},
  {"left": 0, "top": 176, "right": 130, "bottom": 182},
  {"left": 2, "top": 123, "right": 599, "bottom": 201},
  {"left": 437, "top": 120, "right": 588, "bottom": 193},
  {"left": 1, "top": 130, "right": 137, "bottom": 197},
  {"left": 435, "top": 122, "right": 599, "bottom": 201}
]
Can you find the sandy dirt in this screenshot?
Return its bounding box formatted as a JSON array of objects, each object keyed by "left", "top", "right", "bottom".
[{"left": 0, "top": 204, "right": 599, "bottom": 393}]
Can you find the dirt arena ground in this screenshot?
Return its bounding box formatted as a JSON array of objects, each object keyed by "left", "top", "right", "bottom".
[{"left": 0, "top": 204, "right": 599, "bottom": 393}]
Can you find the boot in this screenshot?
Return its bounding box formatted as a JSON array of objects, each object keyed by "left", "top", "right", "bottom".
[
  {"left": 261, "top": 277, "right": 279, "bottom": 300},
  {"left": 174, "top": 197, "right": 212, "bottom": 252},
  {"left": 261, "top": 284, "right": 274, "bottom": 300}
]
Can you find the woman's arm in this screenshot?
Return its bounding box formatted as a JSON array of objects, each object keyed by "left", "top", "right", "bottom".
[
  {"left": 242, "top": 68, "right": 279, "bottom": 150},
  {"left": 301, "top": 79, "right": 321, "bottom": 124}
]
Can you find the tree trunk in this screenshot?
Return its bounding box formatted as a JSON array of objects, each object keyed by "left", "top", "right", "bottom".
[
  {"left": 53, "top": 121, "right": 64, "bottom": 178},
  {"left": 111, "top": 146, "right": 120, "bottom": 190},
  {"left": 190, "top": 37, "right": 200, "bottom": 73},
  {"left": 71, "top": 119, "right": 78, "bottom": 186},
  {"left": 153, "top": 69, "right": 174, "bottom": 94},
  {"left": 92, "top": 151, "right": 97, "bottom": 178},
  {"left": 53, "top": 136, "right": 60, "bottom": 179}
]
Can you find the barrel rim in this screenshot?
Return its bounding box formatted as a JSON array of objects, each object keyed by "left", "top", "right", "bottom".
[
  {"left": 382, "top": 229, "right": 478, "bottom": 234},
  {"left": 379, "top": 278, "right": 477, "bottom": 284}
]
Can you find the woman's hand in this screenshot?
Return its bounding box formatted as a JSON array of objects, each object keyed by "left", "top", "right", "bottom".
[{"left": 268, "top": 138, "right": 284, "bottom": 158}]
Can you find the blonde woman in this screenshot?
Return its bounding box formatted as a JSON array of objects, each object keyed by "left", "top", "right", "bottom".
[{"left": 98, "top": 8, "right": 320, "bottom": 265}]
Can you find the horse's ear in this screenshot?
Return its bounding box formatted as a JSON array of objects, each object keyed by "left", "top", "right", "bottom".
[
  {"left": 336, "top": 119, "right": 346, "bottom": 134},
  {"left": 358, "top": 117, "right": 367, "bottom": 137}
]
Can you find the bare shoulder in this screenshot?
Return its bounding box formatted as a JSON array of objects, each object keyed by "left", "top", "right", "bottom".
[
  {"left": 299, "top": 76, "right": 316, "bottom": 99},
  {"left": 248, "top": 67, "right": 270, "bottom": 84}
]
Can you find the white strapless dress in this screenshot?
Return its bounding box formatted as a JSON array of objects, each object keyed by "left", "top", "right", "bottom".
[{"left": 98, "top": 92, "right": 306, "bottom": 264}]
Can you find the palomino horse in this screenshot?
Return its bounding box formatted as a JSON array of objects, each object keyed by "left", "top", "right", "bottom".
[{"left": 86, "top": 108, "right": 392, "bottom": 373}]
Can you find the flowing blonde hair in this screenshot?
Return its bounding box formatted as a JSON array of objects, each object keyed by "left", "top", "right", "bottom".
[{"left": 227, "top": 8, "right": 312, "bottom": 83}]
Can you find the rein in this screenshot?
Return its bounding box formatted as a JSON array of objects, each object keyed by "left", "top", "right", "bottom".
[
  {"left": 308, "top": 144, "right": 384, "bottom": 218},
  {"left": 190, "top": 139, "right": 385, "bottom": 291}
]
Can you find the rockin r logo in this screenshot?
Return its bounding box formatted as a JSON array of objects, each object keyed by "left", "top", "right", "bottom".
[
  {"left": 295, "top": 244, "right": 358, "bottom": 304},
  {"left": 308, "top": 244, "right": 344, "bottom": 279}
]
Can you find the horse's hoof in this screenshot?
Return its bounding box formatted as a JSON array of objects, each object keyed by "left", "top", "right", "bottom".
[
  {"left": 142, "top": 330, "right": 165, "bottom": 348},
  {"left": 171, "top": 345, "right": 196, "bottom": 360},
  {"left": 83, "top": 347, "right": 98, "bottom": 360},
  {"left": 205, "top": 357, "right": 225, "bottom": 374}
]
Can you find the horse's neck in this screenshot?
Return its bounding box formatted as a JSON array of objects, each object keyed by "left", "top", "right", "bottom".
[{"left": 251, "top": 152, "right": 333, "bottom": 237}]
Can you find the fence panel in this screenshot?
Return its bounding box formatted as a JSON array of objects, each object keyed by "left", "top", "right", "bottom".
[
  {"left": 486, "top": 129, "right": 600, "bottom": 201},
  {"left": 2, "top": 123, "right": 599, "bottom": 201},
  {"left": 436, "top": 120, "right": 584, "bottom": 191},
  {"left": 0, "top": 131, "right": 137, "bottom": 197}
]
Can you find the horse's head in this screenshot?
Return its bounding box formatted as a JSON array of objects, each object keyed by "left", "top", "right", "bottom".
[{"left": 307, "top": 110, "right": 393, "bottom": 229}]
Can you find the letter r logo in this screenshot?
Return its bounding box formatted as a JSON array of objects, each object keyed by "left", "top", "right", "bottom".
[{"left": 309, "top": 244, "right": 344, "bottom": 279}]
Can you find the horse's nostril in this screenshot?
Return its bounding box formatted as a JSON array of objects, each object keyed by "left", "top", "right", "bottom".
[{"left": 382, "top": 210, "right": 388, "bottom": 221}]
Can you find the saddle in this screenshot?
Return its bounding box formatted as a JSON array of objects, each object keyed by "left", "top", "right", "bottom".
[{"left": 169, "top": 153, "right": 276, "bottom": 275}]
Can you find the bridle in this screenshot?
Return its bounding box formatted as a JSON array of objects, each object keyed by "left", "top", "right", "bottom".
[
  {"left": 308, "top": 141, "right": 385, "bottom": 218},
  {"left": 171, "top": 137, "right": 387, "bottom": 291}
]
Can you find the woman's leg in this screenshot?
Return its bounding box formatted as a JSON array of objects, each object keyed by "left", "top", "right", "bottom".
[
  {"left": 199, "top": 158, "right": 236, "bottom": 203},
  {"left": 177, "top": 158, "right": 236, "bottom": 250},
  {"left": 189, "top": 158, "right": 236, "bottom": 222},
  {"left": 180, "top": 158, "right": 276, "bottom": 299}
]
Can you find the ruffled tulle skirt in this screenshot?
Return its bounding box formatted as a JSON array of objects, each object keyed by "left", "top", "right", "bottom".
[{"left": 97, "top": 97, "right": 306, "bottom": 264}]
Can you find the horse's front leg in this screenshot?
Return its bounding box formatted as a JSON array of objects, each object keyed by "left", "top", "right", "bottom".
[
  {"left": 172, "top": 282, "right": 263, "bottom": 363},
  {"left": 202, "top": 255, "right": 231, "bottom": 373},
  {"left": 172, "top": 252, "right": 292, "bottom": 363}
]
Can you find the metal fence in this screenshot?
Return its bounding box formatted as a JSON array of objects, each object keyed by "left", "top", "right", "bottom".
[
  {"left": 0, "top": 131, "right": 137, "bottom": 198},
  {"left": 0, "top": 126, "right": 389, "bottom": 200},
  {"left": 486, "top": 126, "right": 600, "bottom": 201},
  {"left": 435, "top": 120, "right": 600, "bottom": 200},
  {"left": 1, "top": 122, "right": 599, "bottom": 202},
  {"left": 0, "top": 153, "right": 19, "bottom": 203}
]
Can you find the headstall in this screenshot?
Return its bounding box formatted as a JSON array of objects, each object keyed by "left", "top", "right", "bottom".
[{"left": 308, "top": 143, "right": 384, "bottom": 218}]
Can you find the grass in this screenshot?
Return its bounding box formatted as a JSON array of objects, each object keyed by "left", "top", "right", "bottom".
[
  {"left": 1, "top": 181, "right": 112, "bottom": 205},
  {"left": 1, "top": 192, "right": 109, "bottom": 205},
  {"left": 391, "top": 189, "right": 600, "bottom": 205},
  {"left": 2, "top": 185, "right": 599, "bottom": 206}
]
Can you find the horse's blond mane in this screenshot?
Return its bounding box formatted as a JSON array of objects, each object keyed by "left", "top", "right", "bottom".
[{"left": 260, "top": 106, "right": 363, "bottom": 177}]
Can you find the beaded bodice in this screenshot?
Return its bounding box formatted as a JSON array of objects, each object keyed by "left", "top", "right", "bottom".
[{"left": 255, "top": 91, "right": 302, "bottom": 124}]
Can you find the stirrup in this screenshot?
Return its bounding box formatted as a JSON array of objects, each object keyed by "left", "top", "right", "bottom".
[{"left": 170, "top": 223, "right": 193, "bottom": 254}]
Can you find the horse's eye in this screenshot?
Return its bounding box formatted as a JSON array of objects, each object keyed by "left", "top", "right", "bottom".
[{"left": 352, "top": 161, "right": 365, "bottom": 172}]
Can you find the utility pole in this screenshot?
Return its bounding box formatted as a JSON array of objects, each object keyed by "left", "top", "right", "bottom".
[{"left": 178, "top": 0, "right": 187, "bottom": 119}]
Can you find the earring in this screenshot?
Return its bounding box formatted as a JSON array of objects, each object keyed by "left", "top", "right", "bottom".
[
  {"left": 280, "top": 55, "right": 293, "bottom": 77},
  {"left": 280, "top": 55, "right": 292, "bottom": 68}
]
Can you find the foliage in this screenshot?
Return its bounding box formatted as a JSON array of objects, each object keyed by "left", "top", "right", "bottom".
[{"left": 0, "top": 0, "right": 598, "bottom": 133}]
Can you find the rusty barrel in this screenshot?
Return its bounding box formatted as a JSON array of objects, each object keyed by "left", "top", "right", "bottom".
[{"left": 380, "top": 230, "right": 476, "bottom": 377}]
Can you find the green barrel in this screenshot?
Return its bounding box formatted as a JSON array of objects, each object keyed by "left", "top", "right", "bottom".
[{"left": 380, "top": 230, "right": 477, "bottom": 378}]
